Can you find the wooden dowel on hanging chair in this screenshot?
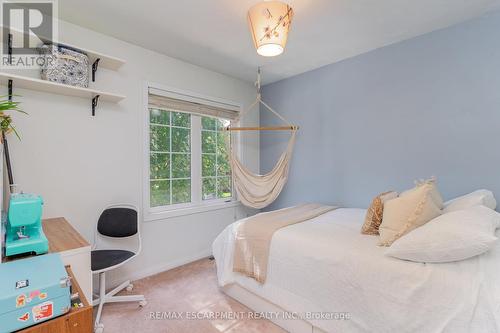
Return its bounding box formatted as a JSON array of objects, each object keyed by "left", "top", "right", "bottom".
[{"left": 224, "top": 125, "right": 299, "bottom": 131}]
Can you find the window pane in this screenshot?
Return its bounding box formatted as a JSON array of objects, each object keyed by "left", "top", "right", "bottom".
[
  {"left": 217, "top": 177, "right": 232, "bottom": 198},
  {"left": 217, "top": 131, "right": 230, "bottom": 150},
  {"left": 172, "top": 179, "right": 191, "bottom": 204},
  {"left": 201, "top": 154, "right": 216, "bottom": 177},
  {"left": 172, "top": 127, "right": 190, "bottom": 152},
  {"left": 172, "top": 153, "right": 190, "bottom": 178},
  {"left": 150, "top": 125, "right": 170, "bottom": 152},
  {"left": 217, "top": 118, "right": 230, "bottom": 130},
  {"left": 150, "top": 180, "right": 170, "bottom": 207},
  {"left": 150, "top": 108, "right": 170, "bottom": 125},
  {"left": 150, "top": 153, "right": 169, "bottom": 179},
  {"left": 202, "top": 131, "right": 216, "bottom": 153},
  {"left": 217, "top": 129, "right": 230, "bottom": 176},
  {"left": 172, "top": 112, "right": 190, "bottom": 128},
  {"left": 202, "top": 117, "right": 216, "bottom": 130},
  {"left": 202, "top": 178, "right": 216, "bottom": 200},
  {"left": 217, "top": 153, "right": 230, "bottom": 176},
  {"left": 201, "top": 116, "right": 233, "bottom": 201},
  {"left": 202, "top": 154, "right": 216, "bottom": 177}
]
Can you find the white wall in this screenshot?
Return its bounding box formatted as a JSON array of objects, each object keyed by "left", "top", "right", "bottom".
[{"left": 6, "top": 20, "right": 259, "bottom": 286}]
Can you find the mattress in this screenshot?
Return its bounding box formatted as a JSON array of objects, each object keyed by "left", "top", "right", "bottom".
[{"left": 212, "top": 208, "right": 500, "bottom": 333}]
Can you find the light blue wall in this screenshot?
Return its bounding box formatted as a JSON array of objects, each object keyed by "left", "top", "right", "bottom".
[{"left": 260, "top": 10, "right": 500, "bottom": 210}]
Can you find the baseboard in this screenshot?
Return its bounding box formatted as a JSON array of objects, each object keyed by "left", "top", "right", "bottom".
[{"left": 106, "top": 248, "right": 212, "bottom": 288}]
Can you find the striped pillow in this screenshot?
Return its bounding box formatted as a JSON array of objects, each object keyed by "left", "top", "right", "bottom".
[{"left": 361, "top": 191, "right": 398, "bottom": 235}]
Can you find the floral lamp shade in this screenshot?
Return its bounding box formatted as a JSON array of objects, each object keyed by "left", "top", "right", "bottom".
[{"left": 247, "top": 1, "right": 294, "bottom": 57}]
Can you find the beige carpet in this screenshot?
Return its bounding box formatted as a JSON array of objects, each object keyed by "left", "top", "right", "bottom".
[{"left": 98, "top": 258, "right": 286, "bottom": 333}]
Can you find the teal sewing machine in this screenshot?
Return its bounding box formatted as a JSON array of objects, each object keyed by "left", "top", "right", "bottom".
[{"left": 5, "top": 193, "right": 48, "bottom": 257}]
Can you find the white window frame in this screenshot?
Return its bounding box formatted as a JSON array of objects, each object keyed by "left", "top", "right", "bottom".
[{"left": 143, "top": 82, "right": 242, "bottom": 221}]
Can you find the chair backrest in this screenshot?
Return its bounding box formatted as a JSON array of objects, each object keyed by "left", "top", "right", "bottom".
[{"left": 97, "top": 207, "right": 138, "bottom": 238}]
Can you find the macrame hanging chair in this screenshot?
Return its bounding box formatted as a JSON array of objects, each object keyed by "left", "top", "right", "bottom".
[{"left": 226, "top": 69, "right": 298, "bottom": 209}]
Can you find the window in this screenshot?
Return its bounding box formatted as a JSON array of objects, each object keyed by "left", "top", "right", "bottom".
[
  {"left": 150, "top": 109, "right": 191, "bottom": 207},
  {"left": 201, "top": 116, "right": 231, "bottom": 200},
  {"left": 146, "top": 88, "right": 239, "bottom": 213}
]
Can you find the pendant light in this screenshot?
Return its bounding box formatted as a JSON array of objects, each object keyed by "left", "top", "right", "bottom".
[{"left": 247, "top": 1, "right": 294, "bottom": 57}]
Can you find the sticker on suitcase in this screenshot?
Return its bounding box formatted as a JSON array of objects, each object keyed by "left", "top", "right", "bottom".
[
  {"left": 16, "top": 294, "right": 26, "bottom": 308},
  {"left": 32, "top": 301, "right": 54, "bottom": 322},
  {"left": 17, "top": 312, "right": 29, "bottom": 322},
  {"left": 29, "top": 290, "right": 41, "bottom": 300}
]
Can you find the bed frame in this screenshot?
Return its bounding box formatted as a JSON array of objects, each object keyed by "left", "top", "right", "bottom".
[{"left": 223, "top": 283, "right": 327, "bottom": 333}]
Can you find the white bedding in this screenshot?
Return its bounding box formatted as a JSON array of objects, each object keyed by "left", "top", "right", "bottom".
[{"left": 212, "top": 208, "right": 500, "bottom": 333}]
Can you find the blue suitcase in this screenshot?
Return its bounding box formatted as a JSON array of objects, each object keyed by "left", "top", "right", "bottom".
[{"left": 0, "top": 253, "right": 71, "bottom": 333}]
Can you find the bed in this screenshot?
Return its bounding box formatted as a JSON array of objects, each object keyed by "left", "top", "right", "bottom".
[{"left": 212, "top": 208, "right": 500, "bottom": 333}]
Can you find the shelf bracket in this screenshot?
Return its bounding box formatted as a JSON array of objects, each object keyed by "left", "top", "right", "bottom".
[
  {"left": 92, "top": 58, "right": 100, "bottom": 82},
  {"left": 8, "top": 79, "right": 12, "bottom": 101},
  {"left": 7, "top": 33, "right": 12, "bottom": 64},
  {"left": 91, "top": 95, "right": 100, "bottom": 116}
]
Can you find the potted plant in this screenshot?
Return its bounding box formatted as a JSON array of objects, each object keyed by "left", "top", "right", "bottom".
[
  {"left": 0, "top": 96, "right": 26, "bottom": 197},
  {"left": 0, "top": 96, "right": 26, "bottom": 140}
]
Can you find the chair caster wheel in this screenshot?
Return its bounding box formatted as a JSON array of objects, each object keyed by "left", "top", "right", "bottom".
[
  {"left": 94, "top": 323, "right": 104, "bottom": 333},
  {"left": 139, "top": 300, "right": 147, "bottom": 307},
  {"left": 126, "top": 283, "right": 134, "bottom": 292}
]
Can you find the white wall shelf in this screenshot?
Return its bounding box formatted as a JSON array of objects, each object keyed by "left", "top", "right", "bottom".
[
  {"left": 1, "top": 27, "right": 126, "bottom": 115},
  {"left": 60, "top": 42, "right": 125, "bottom": 72},
  {"left": 5, "top": 27, "right": 126, "bottom": 71},
  {"left": 0, "top": 72, "right": 125, "bottom": 115},
  {"left": 0, "top": 72, "right": 125, "bottom": 102}
]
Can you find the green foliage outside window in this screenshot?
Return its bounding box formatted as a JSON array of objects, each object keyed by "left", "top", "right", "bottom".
[
  {"left": 149, "top": 108, "right": 191, "bottom": 207},
  {"left": 149, "top": 108, "right": 232, "bottom": 207},
  {"left": 201, "top": 116, "right": 232, "bottom": 200}
]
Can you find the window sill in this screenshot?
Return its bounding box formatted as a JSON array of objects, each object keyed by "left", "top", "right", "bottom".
[{"left": 144, "top": 200, "right": 241, "bottom": 222}]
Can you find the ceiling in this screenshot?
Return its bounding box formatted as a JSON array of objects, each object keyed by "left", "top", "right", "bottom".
[{"left": 59, "top": 0, "right": 500, "bottom": 84}]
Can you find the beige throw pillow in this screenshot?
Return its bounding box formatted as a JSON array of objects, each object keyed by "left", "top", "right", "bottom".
[
  {"left": 361, "top": 191, "right": 398, "bottom": 235},
  {"left": 400, "top": 178, "right": 444, "bottom": 209},
  {"left": 379, "top": 181, "right": 443, "bottom": 246}
]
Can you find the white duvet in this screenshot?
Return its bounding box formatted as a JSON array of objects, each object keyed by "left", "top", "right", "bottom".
[{"left": 212, "top": 208, "right": 500, "bottom": 333}]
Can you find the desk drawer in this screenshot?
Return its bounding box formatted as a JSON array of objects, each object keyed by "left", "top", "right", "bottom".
[{"left": 66, "top": 307, "right": 92, "bottom": 333}]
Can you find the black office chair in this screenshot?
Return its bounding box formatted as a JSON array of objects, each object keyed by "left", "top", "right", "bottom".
[{"left": 91, "top": 204, "right": 146, "bottom": 333}]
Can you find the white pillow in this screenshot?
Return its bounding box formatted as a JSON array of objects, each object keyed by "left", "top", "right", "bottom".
[
  {"left": 385, "top": 206, "right": 500, "bottom": 263},
  {"left": 444, "top": 189, "right": 496, "bottom": 213}
]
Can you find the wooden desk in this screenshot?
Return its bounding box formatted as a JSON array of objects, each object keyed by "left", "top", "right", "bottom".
[
  {"left": 18, "top": 266, "right": 93, "bottom": 333},
  {"left": 43, "top": 218, "right": 89, "bottom": 253},
  {"left": 43, "top": 218, "right": 92, "bottom": 304}
]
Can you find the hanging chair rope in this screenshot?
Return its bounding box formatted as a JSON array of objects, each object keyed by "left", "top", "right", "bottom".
[
  {"left": 233, "top": 93, "right": 292, "bottom": 127},
  {"left": 230, "top": 129, "right": 296, "bottom": 209},
  {"left": 227, "top": 68, "right": 298, "bottom": 209}
]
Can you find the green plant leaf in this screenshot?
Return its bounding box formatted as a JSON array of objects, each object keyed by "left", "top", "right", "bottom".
[{"left": 0, "top": 97, "right": 27, "bottom": 140}]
